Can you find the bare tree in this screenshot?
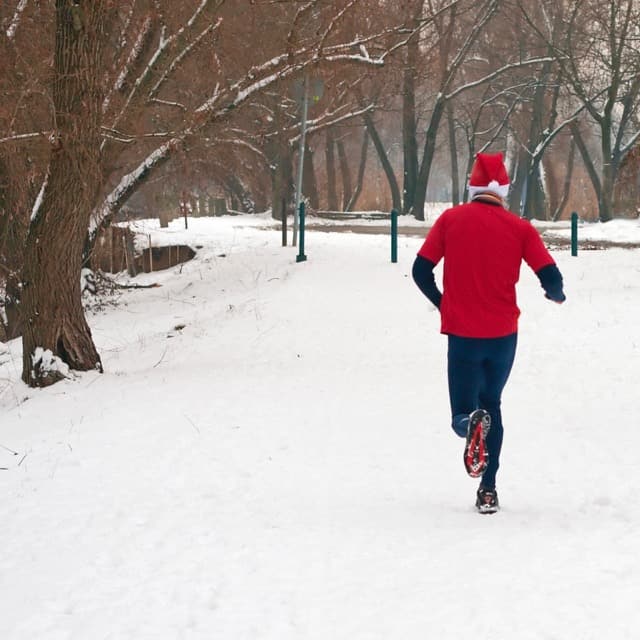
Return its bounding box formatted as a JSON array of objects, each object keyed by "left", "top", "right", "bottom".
[
  {"left": 526, "top": 0, "right": 640, "bottom": 221},
  {"left": 21, "top": 0, "right": 110, "bottom": 386},
  {"left": 3, "top": 0, "right": 411, "bottom": 385}
]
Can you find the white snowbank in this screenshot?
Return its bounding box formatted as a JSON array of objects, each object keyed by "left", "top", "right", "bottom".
[
  {"left": 1, "top": 213, "right": 639, "bottom": 639},
  {"left": 544, "top": 217, "right": 640, "bottom": 243}
]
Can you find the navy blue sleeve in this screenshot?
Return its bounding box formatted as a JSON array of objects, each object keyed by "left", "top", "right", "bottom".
[
  {"left": 412, "top": 255, "right": 442, "bottom": 309},
  {"left": 536, "top": 264, "right": 566, "bottom": 302}
]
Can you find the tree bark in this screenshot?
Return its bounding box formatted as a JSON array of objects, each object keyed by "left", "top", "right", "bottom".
[
  {"left": 570, "top": 121, "right": 602, "bottom": 219},
  {"left": 0, "top": 152, "right": 37, "bottom": 340},
  {"left": 337, "top": 138, "right": 352, "bottom": 211},
  {"left": 551, "top": 138, "right": 575, "bottom": 221},
  {"left": 362, "top": 111, "right": 401, "bottom": 212},
  {"left": 447, "top": 102, "right": 460, "bottom": 206},
  {"left": 345, "top": 128, "right": 369, "bottom": 212},
  {"left": 413, "top": 99, "right": 446, "bottom": 220},
  {"left": 269, "top": 103, "right": 294, "bottom": 220},
  {"left": 303, "top": 142, "right": 319, "bottom": 210},
  {"left": 325, "top": 128, "right": 338, "bottom": 211},
  {"left": 402, "top": 25, "right": 419, "bottom": 213},
  {"left": 225, "top": 173, "right": 255, "bottom": 213},
  {"left": 21, "top": 0, "right": 107, "bottom": 387}
]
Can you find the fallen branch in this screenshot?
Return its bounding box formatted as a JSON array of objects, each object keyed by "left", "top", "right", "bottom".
[
  {"left": 1, "top": 444, "right": 18, "bottom": 456},
  {"left": 153, "top": 347, "right": 168, "bottom": 368},
  {"left": 114, "top": 282, "right": 162, "bottom": 289}
]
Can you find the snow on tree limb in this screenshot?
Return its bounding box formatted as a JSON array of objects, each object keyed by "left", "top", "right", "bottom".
[
  {"left": 444, "top": 57, "right": 555, "bottom": 101},
  {"left": 104, "top": 25, "right": 170, "bottom": 141},
  {"left": 6, "top": 0, "right": 29, "bottom": 40},
  {"left": 93, "top": 36, "right": 387, "bottom": 232},
  {"left": 30, "top": 173, "right": 48, "bottom": 224},
  {"left": 148, "top": 18, "right": 223, "bottom": 100},
  {"left": 117, "top": 0, "right": 139, "bottom": 50},
  {"left": 0, "top": 131, "right": 43, "bottom": 145},
  {"left": 317, "top": 0, "right": 359, "bottom": 55},
  {"left": 289, "top": 104, "right": 376, "bottom": 144},
  {"left": 90, "top": 139, "right": 178, "bottom": 237},
  {"left": 105, "top": 0, "right": 216, "bottom": 138},
  {"left": 103, "top": 16, "right": 153, "bottom": 113},
  {"left": 322, "top": 53, "right": 384, "bottom": 65},
  {"left": 90, "top": 4, "right": 406, "bottom": 233}
]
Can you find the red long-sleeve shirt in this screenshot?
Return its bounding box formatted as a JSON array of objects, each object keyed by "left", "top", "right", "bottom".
[{"left": 417, "top": 199, "right": 556, "bottom": 338}]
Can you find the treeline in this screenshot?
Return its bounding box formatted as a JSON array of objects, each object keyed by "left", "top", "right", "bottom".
[{"left": 1, "top": 0, "right": 639, "bottom": 386}]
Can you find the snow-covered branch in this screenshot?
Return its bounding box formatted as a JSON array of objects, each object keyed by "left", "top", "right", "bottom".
[
  {"left": 118, "top": 0, "right": 138, "bottom": 50},
  {"left": 290, "top": 104, "right": 376, "bottom": 143},
  {"left": 6, "top": 0, "right": 28, "bottom": 40},
  {"left": 212, "top": 138, "right": 270, "bottom": 165},
  {"left": 105, "top": 25, "right": 169, "bottom": 139},
  {"left": 148, "top": 98, "right": 188, "bottom": 111},
  {"left": 106, "top": 0, "right": 215, "bottom": 138},
  {"left": 323, "top": 53, "right": 384, "bottom": 66},
  {"left": 148, "top": 18, "right": 222, "bottom": 100},
  {"left": 30, "top": 173, "right": 48, "bottom": 224},
  {"left": 286, "top": 2, "right": 316, "bottom": 56},
  {"left": 619, "top": 128, "right": 640, "bottom": 157},
  {"left": 441, "top": 0, "right": 500, "bottom": 95},
  {"left": 317, "top": 0, "right": 358, "bottom": 56},
  {"left": 91, "top": 138, "right": 179, "bottom": 236},
  {"left": 198, "top": 46, "right": 385, "bottom": 124},
  {"left": 103, "top": 15, "right": 153, "bottom": 113},
  {"left": 0, "top": 131, "right": 44, "bottom": 145},
  {"left": 444, "top": 57, "right": 555, "bottom": 101},
  {"left": 100, "top": 126, "right": 179, "bottom": 143}
]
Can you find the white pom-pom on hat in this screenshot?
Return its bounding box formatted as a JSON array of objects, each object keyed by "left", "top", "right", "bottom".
[{"left": 468, "top": 153, "right": 510, "bottom": 199}]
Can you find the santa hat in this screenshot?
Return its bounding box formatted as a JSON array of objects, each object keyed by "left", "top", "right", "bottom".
[{"left": 468, "top": 152, "right": 510, "bottom": 199}]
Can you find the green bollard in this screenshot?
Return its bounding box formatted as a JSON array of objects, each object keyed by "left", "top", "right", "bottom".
[
  {"left": 391, "top": 209, "right": 398, "bottom": 263},
  {"left": 296, "top": 202, "right": 307, "bottom": 263},
  {"left": 571, "top": 211, "right": 578, "bottom": 257}
]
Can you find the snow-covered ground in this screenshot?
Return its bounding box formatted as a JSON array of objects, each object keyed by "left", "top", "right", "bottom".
[{"left": 1, "top": 213, "right": 640, "bottom": 639}]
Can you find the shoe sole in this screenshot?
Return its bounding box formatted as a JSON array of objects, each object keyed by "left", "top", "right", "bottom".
[
  {"left": 476, "top": 502, "right": 500, "bottom": 514},
  {"left": 464, "top": 409, "right": 491, "bottom": 478}
]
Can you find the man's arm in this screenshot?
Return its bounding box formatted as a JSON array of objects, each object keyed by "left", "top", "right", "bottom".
[
  {"left": 412, "top": 255, "right": 442, "bottom": 309},
  {"left": 536, "top": 263, "right": 566, "bottom": 303}
]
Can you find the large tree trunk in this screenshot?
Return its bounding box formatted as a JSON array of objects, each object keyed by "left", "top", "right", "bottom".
[
  {"left": 0, "top": 151, "right": 39, "bottom": 340},
  {"left": 570, "top": 121, "right": 603, "bottom": 220},
  {"left": 225, "top": 173, "right": 255, "bottom": 213},
  {"left": 21, "top": 0, "right": 107, "bottom": 387},
  {"left": 521, "top": 59, "right": 556, "bottom": 220},
  {"left": 413, "top": 98, "right": 446, "bottom": 220}
]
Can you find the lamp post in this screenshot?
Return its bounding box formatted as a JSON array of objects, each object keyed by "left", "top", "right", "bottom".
[{"left": 291, "top": 74, "right": 323, "bottom": 248}]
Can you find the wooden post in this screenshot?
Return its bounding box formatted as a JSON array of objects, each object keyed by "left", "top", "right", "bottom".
[
  {"left": 109, "top": 226, "right": 114, "bottom": 273},
  {"left": 124, "top": 231, "right": 137, "bottom": 277},
  {"left": 182, "top": 190, "right": 188, "bottom": 229}
]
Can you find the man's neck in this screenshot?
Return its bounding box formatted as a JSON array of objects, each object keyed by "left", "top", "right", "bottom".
[{"left": 471, "top": 193, "right": 504, "bottom": 207}]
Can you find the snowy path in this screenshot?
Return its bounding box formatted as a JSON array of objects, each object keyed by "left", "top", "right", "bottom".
[{"left": 1, "top": 218, "right": 639, "bottom": 639}]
